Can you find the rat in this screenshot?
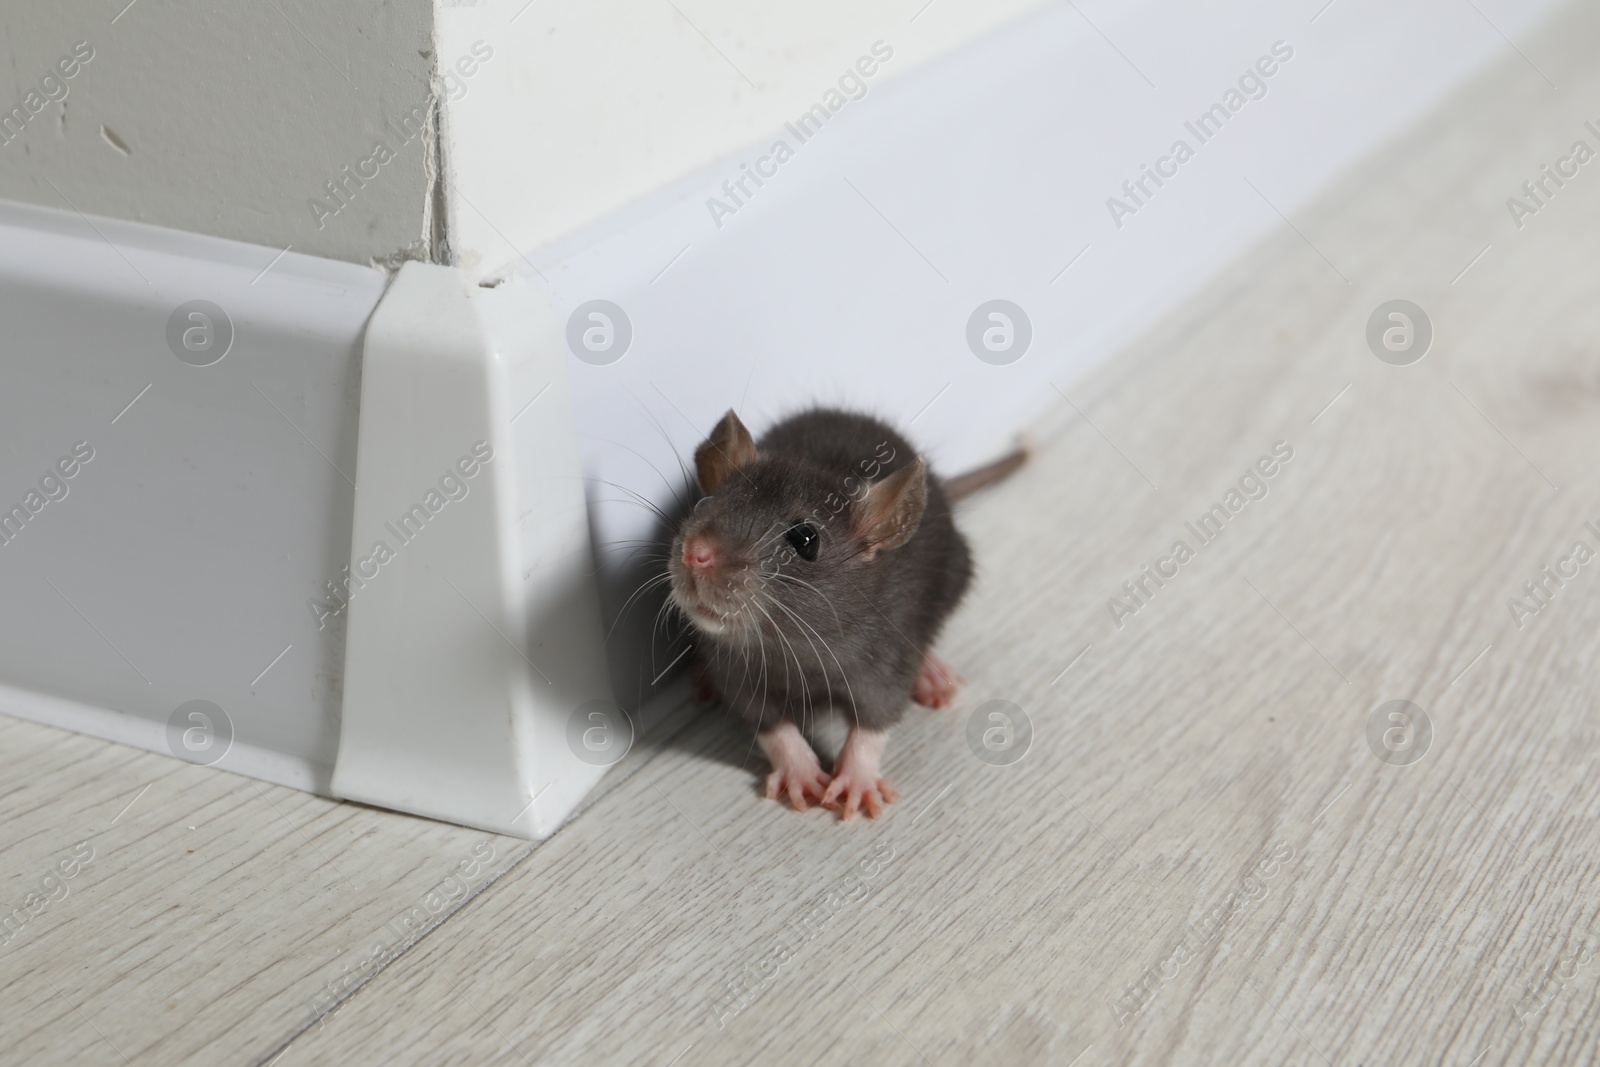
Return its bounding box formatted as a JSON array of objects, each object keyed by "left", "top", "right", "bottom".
[{"left": 666, "top": 406, "right": 1028, "bottom": 820}]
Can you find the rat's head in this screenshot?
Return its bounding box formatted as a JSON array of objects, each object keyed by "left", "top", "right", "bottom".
[{"left": 668, "top": 409, "right": 927, "bottom": 642}]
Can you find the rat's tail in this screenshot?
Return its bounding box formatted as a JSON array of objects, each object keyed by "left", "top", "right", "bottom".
[{"left": 942, "top": 437, "right": 1033, "bottom": 502}]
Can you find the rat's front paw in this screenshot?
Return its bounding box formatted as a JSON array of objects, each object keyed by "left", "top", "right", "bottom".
[
  {"left": 758, "top": 721, "right": 832, "bottom": 812},
  {"left": 765, "top": 763, "right": 832, "bottom": 812},
  {"left": 911, "top": 652, "right": 962, "bottom": 709},
  {"left": 821, "top": 771, "right": 898, "bottom": 821}
]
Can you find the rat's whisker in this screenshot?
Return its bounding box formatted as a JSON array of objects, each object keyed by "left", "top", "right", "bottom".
[
  {"left": 650, "top": 588, "right": 687, "bottom": 654},
  {"left": 732, "top": 630, "right": 755, "bottom": 699},
  {"left": 581, "top": 432, "right": 699, "bottom": 516},
  {"left": 765, "top": 591, "right": 856, "bottom": 723},
  {"left": 596, "top": 540, "right": 669, "bottom": 558},
  {"left": 759, "top": 591, "right": 829, "bottom": 731},
  {"left": 620, "top": 385, "right": 703, "bottom": 505},
  {"left": 615, "top": 569, "right": 671, "bottom": 617},
  {"left": 608, "top": 571, "right": 673, "bottom": 642},
  {"left": 769, "top": 572, "right": 845, "bottom": 632},
  {"left": 762, "top": 598, "right": 811, "bottom": 704},
  {"left": 753, "top": 611, "right": 772, "bottom": 729},
  {"left": 587, "top": 478, "right": 676, "bottom": 526},
  {"left": 600, "top": 550, "right": 673, "bottom": 577},
  {"left": 753, "top": 519, "right": 796, "bottom": 555},
  {"left": 749, "top": 597, "right": 800, "bottom": 709}
]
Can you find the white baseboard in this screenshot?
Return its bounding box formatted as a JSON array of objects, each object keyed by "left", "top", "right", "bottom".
[
  {"left": 331, "top": 262, "right": 615, "bottom": 838},
  {"left": 0, "top": 199, "right": 383, "bottom": 783},
  {"left": 0, "top": 200, "right": 633, "bottom": 839}
]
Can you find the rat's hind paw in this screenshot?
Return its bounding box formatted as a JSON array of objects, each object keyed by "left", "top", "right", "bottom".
[
  {"left": 821, "top": 772, "right": 898, "bottom": 821},
  {"left": 911, "top": 652, "right": 962, "bottom": 709},
  {"left": 765, "top": 764, "right": 832, "bottom": 812}
]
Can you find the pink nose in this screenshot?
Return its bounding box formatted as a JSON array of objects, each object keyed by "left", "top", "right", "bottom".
[{"left": 682, "top": 535, "right": 718, "bottom": 573}]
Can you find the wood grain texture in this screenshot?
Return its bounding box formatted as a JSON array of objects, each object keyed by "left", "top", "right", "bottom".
[
  {"left": 7, "top": 3, "right": 1600, "bottom": 1064},
  {"left": 0, "top": 690, "right": 700, "bottom": 1065}
]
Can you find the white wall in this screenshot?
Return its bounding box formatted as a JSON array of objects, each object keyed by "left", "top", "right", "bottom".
[
  {"left": 503, "top": 0, "right": 1573, "bottom": 707},
  {"left": 432, "top": 0, "right": 1052, "bottom": 280}
]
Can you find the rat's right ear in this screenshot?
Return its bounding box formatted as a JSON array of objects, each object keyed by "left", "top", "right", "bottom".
[
  {"left": 854, "top": 456, "right": 927, "bottom": 561},
  {"left": 694, "top": 409, "right": 758, "bottom": 494}
]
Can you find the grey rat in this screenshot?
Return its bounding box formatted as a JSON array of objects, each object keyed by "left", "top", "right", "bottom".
[{"left": 666, "top": 406, "right": 1028, "bottom": 820}]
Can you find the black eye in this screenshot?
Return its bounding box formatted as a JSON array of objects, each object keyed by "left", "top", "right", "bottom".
[{"left": 784, "top": 522, "right": 819, "bottom": 561}]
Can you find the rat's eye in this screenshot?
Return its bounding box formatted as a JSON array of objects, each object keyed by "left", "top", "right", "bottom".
[{"left": 784, "top": 522, "right": 819, "bottom": 561}]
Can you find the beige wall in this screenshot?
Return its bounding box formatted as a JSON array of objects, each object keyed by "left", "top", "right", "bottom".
[
  {"left": 0, "top": 0, "right": 438, "bottom": 266},
  {"left": 0, "top": 0, "right": 1047, "bottom": 271}
]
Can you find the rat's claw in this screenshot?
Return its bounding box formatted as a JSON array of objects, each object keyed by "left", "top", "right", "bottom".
[
  {"left": 765, "top": 766, "right": 831, "bottom": 812},
  {"left": 824, "top": 726, "right": 896, "bottom": 822},
  {"left": 821, "top": 774, "right": 897, "bottom": 821},
  {"left": 756, "top": 721, "right": 831, "bottom": 813}
]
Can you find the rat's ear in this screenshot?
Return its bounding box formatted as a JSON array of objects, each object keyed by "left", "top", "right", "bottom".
[
  {"left": 694, "top": 409, "right": 758, "bottom": 494},
  {"left": 854, "top": 457, "right": 927, "bottom": 560}
]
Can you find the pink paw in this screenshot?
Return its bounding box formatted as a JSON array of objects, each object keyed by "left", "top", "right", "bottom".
[
  {"left": 765, "top": 763, "right": 832, "bottom": 812},
  {"left": 821, "top": 770, "right": 898, "bottom": 821},
  {"left": 758, "top": 721, "right": 832, "bottom": 813},
  {"left": 911, "top": 652, "right": 962, "bottom": 709}
]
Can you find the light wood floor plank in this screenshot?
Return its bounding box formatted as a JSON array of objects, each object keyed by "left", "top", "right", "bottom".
[
  {"left": 5, "top": 3, "right": 1600, "bottom": 1065},
  {"left": 270, "top": 7, "right": 1600, "bottom": 1065}
]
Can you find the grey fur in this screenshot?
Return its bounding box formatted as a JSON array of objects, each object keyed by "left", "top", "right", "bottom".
[{"left": 669, "top": 407, "right": 973, "bottom": 736}]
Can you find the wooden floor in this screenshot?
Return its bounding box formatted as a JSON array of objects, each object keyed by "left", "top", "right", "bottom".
[{"left": 6, "top": 7, "right": 1600, "bottom": 1065}]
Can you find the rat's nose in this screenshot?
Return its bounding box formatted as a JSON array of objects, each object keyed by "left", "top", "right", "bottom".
[{"left": 682, "top": 534, "right": 719, "bottom": 574}]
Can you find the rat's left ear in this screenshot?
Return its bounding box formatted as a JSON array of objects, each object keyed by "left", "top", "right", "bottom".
[
  {"left": 854, "top": 457, "right": 927, "bottom": 560},
  {"left": 694, "top": 409, "right": 759, "bottom": 493}
]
